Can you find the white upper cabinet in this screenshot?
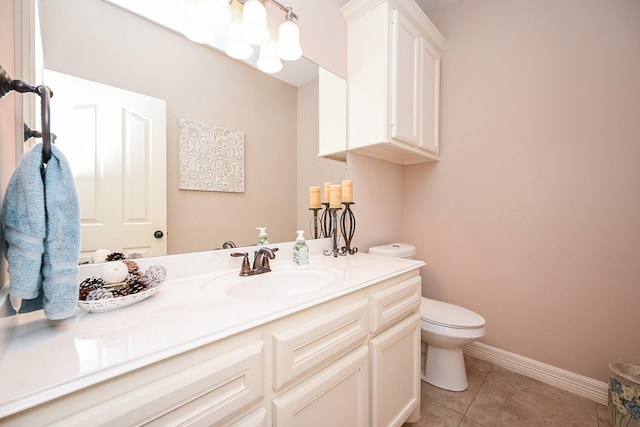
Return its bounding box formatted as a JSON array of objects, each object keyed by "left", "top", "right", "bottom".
[
  {"left": 342, "top": 0, "right": 446, "bottom": 165},
  {"left": 318, "top": 67, "right": 348, "bottom": 161}
]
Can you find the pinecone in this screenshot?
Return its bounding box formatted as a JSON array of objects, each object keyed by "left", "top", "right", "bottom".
[
  {"left": 112, "top": 287, "right": 130, "bottom": 298},
  {"left": 145, "top": 265, "right": 167, "bottom": 288},
  {"left": 106, "top": 252, "right": 126, "bottom": 261},
  {"left": 129, "top": 281, "right": 148, "bottom": 294},
  {"left": 78, "top": 276, "right": 108, "bottom": 301},
  {"left": 86, "top": 288, "right": 114, "bottom": 300},
  {"left": 127, "top": 252, "right": 143, "bottom": 259},
  {"left": 127, "top": 270, "right": 150, "bottom": 290},
  {"left": 123, "top": 260, "right": 140, "bottom": 273}
]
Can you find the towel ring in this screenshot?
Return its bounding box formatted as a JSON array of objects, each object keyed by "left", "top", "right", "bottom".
[{"left": 0, "top": 64, "right": 54, "bottom": 164}]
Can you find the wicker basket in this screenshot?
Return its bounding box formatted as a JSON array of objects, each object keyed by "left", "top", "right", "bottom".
[{"left": 78, "top": 287, "right": 157, "bottom": 313}]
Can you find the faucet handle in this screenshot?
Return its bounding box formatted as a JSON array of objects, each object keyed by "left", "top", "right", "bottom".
[
  {"left": 260, "top": 247, "right": 279, "bottom": 270},
  {"left": 231, "top": 252, "right": 251, "bottom": 276}
]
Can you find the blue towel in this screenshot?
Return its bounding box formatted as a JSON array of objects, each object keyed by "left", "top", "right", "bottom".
[{"left": 2, "top": 143, "right": 80, "bottom": 320}]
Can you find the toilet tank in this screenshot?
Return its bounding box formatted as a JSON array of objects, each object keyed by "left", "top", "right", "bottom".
[{"left": 369, "top": 243, "right": 415, "bottom": 259}]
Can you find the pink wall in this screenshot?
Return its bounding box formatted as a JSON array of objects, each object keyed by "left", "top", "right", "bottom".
[{"left": 403, "top": 0, "right": 640, "bottom": 382}]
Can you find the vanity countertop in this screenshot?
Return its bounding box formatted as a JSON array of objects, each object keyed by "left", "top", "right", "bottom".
[{"left": 0, "top": 240, "right": 424, "bottom": 418}]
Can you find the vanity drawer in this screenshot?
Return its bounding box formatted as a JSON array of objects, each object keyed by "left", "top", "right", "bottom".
[
  {"left": 41, "top": 341, "right": 265, "bottom": 427},
  {"left": 369, "top": 275, "right": 421, "bottom": 334},
  {"left": 272, "top": 299, "right": 368, "bottom": 390}
]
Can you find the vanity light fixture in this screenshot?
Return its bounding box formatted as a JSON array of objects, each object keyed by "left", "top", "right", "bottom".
[
  {"left": 183, "top": 0, "right": 232, "bottom": 43},
  {"left": 183, "top": 0, "right": 303, "bottom": 73}
]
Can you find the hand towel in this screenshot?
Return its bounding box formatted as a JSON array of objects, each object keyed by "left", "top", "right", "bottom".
[
  {"left": 41, "top": 143, "right": 81, "bottom": 319},
  {"left": 1, "top": 143, "right": 80, "bottom": 320},
  {"left": 1, "top": 144, "right": 47, "bottom": 305}
]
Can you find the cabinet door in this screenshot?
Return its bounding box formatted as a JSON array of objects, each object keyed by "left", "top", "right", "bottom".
[
  {"left": 418, "top": 36, "right": 441, "bottom": 154},
  {"left": 370, "top": 314, "right": 421, "bottom": 427},
  {"left": 273, "top": 346, "right": 369, "bottom": 427},
  {"left": 390, "top": 9, "right": 421, "bottom": 147}
]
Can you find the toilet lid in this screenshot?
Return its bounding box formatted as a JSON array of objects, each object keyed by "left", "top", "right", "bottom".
[{"left": 420, "top": 298, "right": 485, "bottom": 329}]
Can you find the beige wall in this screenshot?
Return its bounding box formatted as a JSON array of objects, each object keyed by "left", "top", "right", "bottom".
[
  {"left": 296, "top": 77, "right": 347, "bottom": 235},
  {"left": 403, "top": 0, "right": 640, "bottom": 382}
]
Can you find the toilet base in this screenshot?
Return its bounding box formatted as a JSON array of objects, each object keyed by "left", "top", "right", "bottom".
[{"left": 421, "top": 344, "right": 469, "bottom": 392}]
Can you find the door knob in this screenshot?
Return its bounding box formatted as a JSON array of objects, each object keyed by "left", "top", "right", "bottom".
[{"left": 154, "top": 230, "right": 164, "bottom": 239}]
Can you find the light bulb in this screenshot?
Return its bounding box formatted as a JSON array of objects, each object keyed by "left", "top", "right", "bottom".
[
  {"left": 183, "top": 0, "right": 218, "bottom": 43},
  {"left": 208, "top": 0, "right": 232, "bottom": 26},
  {"left": 183, "top": 19, "right": 216, "bottom": 44},
  {"left": 277, "top": 19, "right": 302, "bottom": 61},
  {"left": 225, "top": 20, "right": 253, "bottom": 59},
  {"left": 257, "top": 41, "right": 283, "bottom": 74},
  {"left": 241, "top": 0, "right": 270, "bottom": 45}
]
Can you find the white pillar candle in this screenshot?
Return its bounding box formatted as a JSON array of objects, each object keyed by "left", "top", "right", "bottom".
[
  {"left": 324, "top": 182, "right": 332, "bottom": 203},
  {"left": 341, "top": 180, "right": 353, "bottom": 203},
  {"left": 330, "top": 184, "right": 342, "bottom": 208},
  {"left": 309, "top": 186, "right": 321, "bottom": 208}
]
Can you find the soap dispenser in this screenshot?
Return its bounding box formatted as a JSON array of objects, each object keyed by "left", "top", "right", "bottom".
[
  {"left": 257, "top": 227, "right": 269, "bottom": 245},
  {"left": 293, "top": 230, "right": 309, "bottom": 268}
]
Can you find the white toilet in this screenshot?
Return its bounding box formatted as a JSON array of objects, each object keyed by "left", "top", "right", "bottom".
[{"left": 369, "top": 243, "right": 486, "bottom": 392}]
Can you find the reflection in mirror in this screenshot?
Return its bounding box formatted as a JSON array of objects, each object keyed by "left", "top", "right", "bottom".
[{"left": 38, "top": 0, "right": 346, "bottom": 257}]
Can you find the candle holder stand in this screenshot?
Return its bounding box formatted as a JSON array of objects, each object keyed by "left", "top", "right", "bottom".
[
  {"left": 323, "top": 208, "right": 342, "bottom": 257},
  {"left": 320, "top": 203, "right": 332, "bottom": 238},
  {"left": 309, "top": 207, "right": 322, "bottom": 239},
  {"left": 339, "top": 202, "right": 358, "bottom": 255}
]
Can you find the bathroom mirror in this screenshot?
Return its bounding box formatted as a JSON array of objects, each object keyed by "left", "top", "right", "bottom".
[{"left": 37, "top": 0, "right": 347, "bottom": 256}]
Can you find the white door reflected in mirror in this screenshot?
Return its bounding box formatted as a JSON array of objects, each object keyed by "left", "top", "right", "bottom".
[{"left": 44, "top": 69, "right": 167, "bottom": 262}]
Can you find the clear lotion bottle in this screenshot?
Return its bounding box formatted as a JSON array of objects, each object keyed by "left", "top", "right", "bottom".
[{"left": 293, "top": 230, "right": 309, "bottom": 268}]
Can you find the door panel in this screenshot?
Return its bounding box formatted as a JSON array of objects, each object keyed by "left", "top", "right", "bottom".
[{"left": 43, "top": 69, "right": 167, "bottom": 261}]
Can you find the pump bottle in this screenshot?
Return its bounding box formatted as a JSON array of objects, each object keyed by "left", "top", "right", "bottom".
[{"left": 293, "top": 230, "right": 309, "bottom": 268}]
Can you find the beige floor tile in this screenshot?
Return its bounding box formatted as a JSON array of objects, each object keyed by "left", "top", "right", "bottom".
[
  {"left": 420, "top": 355, "right": 491, "bottom": 414},
  {"left": 597, "top": 403, "right": 609, "bottom": 421},
  {"left": 404, "top": 355, "right": 602, "bottom": 427},
  {"left": 464, "top": 365, "right": 599, "bottom": 427},
  {"left": 403, "top": 399, "right": 464, "bottom": 427},
  {"left": 459, "top": 417, "right": 485, "bottom": 427}
]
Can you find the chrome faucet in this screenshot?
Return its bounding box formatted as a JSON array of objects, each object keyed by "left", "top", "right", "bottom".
[{"left": 231, "top": 247, "right": 279, "bottom": 276}]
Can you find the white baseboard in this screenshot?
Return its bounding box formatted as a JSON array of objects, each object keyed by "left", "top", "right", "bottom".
[{"left": 464, "top": 342, "right": 608, "bottom": 405}]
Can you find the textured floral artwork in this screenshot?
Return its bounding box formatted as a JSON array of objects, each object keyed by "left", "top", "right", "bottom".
[{"left": 178, "top": 118, "right": 244, "bottom": 192}]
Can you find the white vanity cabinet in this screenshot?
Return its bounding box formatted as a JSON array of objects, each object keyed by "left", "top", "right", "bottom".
[
  {"left": 342, "top": 0, "right": 446, "bottom": 165},
  {"left": 0, "top": 337, "right": 267, "bottom": 427},
  {"left": 1, "top": 268, "right": 422, "bottom": 427},
  {"left": 369, "top": 275, "right": 422, "bottom": 426}
]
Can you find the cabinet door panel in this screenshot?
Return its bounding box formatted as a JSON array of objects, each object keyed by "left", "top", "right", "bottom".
[
  {"left": 391, "top": 9, "right": 421, "bottom": 147},
  {"left": 419, "top": 37, "right": 440, "bottom": 154},
  {"left": 228, "top": 407, "right": 268, "bottom": 427},
  {"left": 370, "top": 314, "right": 421, "bottom": 427},
  {"left": 273, "top": 347, "right": 369, "bottom": 427}
]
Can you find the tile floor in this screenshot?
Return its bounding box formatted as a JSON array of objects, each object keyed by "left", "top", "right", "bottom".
[{"left": 403, "top": 355, "right": 609, "bottom": 427}]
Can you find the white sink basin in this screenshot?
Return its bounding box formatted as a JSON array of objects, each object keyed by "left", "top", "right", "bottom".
[{"left": 204, "top": 266, "right": 339, "bottom": 300}]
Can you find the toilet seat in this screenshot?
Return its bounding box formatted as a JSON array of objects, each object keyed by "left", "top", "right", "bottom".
[{"left": 420, "top": 298, "right": 485, "bottom": 329}]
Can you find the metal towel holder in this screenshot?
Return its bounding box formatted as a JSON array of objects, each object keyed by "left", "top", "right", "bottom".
[{"left": 0, "top": 64, "right": 53, "bottom": 164}]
